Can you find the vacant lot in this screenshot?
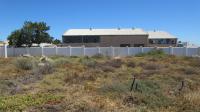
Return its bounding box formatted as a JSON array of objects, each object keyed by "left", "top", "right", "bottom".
[{"left": 0, "top": 51, "right": 200, "bottom": 112}]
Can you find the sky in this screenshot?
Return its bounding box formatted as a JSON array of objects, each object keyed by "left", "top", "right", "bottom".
[{"left": 0, "top": 0, "right": 200, "bottom": 45}]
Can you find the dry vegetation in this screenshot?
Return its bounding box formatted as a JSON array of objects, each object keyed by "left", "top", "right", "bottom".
[{"left": 0, "top": 50, "right": 200, "bottom": 112}]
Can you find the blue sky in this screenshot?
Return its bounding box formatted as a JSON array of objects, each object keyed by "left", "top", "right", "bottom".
[{"left": 0, "top": 0, "right": 200, "bottom": 45}]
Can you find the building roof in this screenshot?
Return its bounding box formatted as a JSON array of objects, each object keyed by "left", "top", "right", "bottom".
[
  {"left": 148, "top": 31, "right": 177, "bottom": 39},
  {"left": 63, "top": 28, "right": 148, "bottom": 36}
]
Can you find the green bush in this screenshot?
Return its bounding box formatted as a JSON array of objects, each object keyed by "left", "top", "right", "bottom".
[
  {"left": 91, "top": 53, "right": 105, "bottom": 59},
  {"left": 0, "top": 93, "right": 63, "bottom": 112},
  {"left": 135, "top": 80, "right": 172, "bottom": 108},
  {"left": 14, "top": 58, "right": 37, "bottom": 70},
  {"left": 136, "top": 49, "right": 166, "bottom": 58}
]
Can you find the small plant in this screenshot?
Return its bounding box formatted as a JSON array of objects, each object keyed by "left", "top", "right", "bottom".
[
  {"left": 136, "top": 49, "right": 166, "bottom": 58},
  {"left": 91, "top": 53, "right": 105, "bottom": 59},
  {"left": 14, "top": 58, "right": 36, "bottom": 70}
]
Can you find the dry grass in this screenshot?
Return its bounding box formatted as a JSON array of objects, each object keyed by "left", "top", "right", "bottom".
[
  {"left": 0, "top": 54, "right": 200, "bottom": 112},
  {"left": 184, "top": 89, "right": 200, "bottom": 106}
]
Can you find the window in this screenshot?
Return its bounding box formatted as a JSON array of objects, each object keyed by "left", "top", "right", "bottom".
[
  {"left": 149, "top": 39, "right": 177, "bottom": 44},
  {"left": 63, "top": 36, "right": 100, "bottom": 43},
  {"left": 83, "top": 36, "right": 100, "bottom": 43},
  {"left": 134, "top": 44, "right": 144, "bottom": 47},
  {"left": 63, "top": 36, "right": 82, "bottom": 43},
  {"left": 120, "top": 44, "right": 130, "bottom": 47}
]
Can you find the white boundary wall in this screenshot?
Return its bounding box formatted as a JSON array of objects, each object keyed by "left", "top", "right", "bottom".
[{"left": 1, "top": 46, "right": 200, "bottom": 57}]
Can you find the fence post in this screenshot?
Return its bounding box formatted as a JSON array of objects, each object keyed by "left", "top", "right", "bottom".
[
  {"left": 140, "top": 46, "right": 143, "bottom": 53},
  {"left": 3, "top": 43, "right": 7, "bottom": 58},
  {"left": 111, "top": 46, "right": 114, "bottom": 57},
  {"left": 82, "top": 45, "right": 85, "bottom": 56},
  {"left": 41, "top": 46, "right": 44, "bottom": 56},
  {"left": 55, "top": 46, "right": 58, "bottom": 55},
  {"left": 127, "top": 46, "right": 130, "bottom": 56},
  {"left": 97, "top": 46, "right": 100, "bottom": 54},
  {"left": 198, "top": 47, "right": 200, "bottom": 56},
  {"left": 169, "top": 46, "right": 173, "bottom": 55},
  {"left": 68, "top": 46, "right": 71, "bottom": 56},
  {"left": 184, "top": 47, "right": 188, "bottom": 56}
]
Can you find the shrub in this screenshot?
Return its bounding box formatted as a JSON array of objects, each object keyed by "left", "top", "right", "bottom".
[
  {"left": 80, "top": 57, "right": 97, "bottom": 68},
  {"left": 100, "top": 81, "right": 129, "bottom": 94},
  {"left": 33, "top": 62, "right": 55, "bottom": 75},
  {"left": 54, "top": 58, "right": 70, "bottom": 67},
  {"left": 135, "top": 80, "right": 172, "bottom": 108},
  {"left": 91, "top": 53, "right": 105, "bottom": 59},
  {"left": 136, "top": 49, "right": 166, "bottom": 58},
  {"left": 100, "top": 65, "right": 115, "bottom": 72},
  {"left": 14, "top": 58, "right": 36, "bottom": 70},
  {"left": 64, "top": 71, "right": 97, "bottom": 84},
  {"left": 143, "top": 62, "right": 161, "bottom": 70},
  {"left": 0, "top": 80, "right": 21, "bottom": 95},
  {"left": 104, "top": 59, "right": 123, "bottom": 68},
  {"left": 0, "top": 93, "right": 63, "bottom": 112},
  {"left": 184, "top": 67, "right": 198, "bottom": 75},
  {"left": 126, "top": 61, "right": 136, "bottom": 68}
]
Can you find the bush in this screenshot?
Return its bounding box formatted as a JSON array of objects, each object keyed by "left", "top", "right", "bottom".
[
  {"left": 64, "top": 71, "right": 97, "bottom": 84},
  {"left": 14, "top": 58, "right": 36, "bottom": 70},
  {"left": 0, "top": 93, "right": 62, "bottom": 112},
  {"left": 91, "top": 53, "right": 105, "bottom": 59},
  {"left": 126, "top": 61, "right": 136, "bottom": 68},
  {"left": 135, "top": 80, "right": 172, "bottom": 108},
  {"left": 0, "top": 80, "right": 21, "bottom": 95},
  {"left": 143, "top": 62, "right": 161, "bottom": 70},
  {"left": 104, "top": 59, "right": 123, "bottom": 68},
  {"left": 184, "top": 67, "right": 198, "bottom": 75},
  {"left": 35, "top": 62, "right": 54, "bottom": 75},
  {"left": 136, "top": 49, "right": 166, "bottom": 58},
  {"left": 54, "top": 58, "right": 70, "bottom": 67},
  {"left": 80, "top": 57, "right": 97, "bottom": 68},
  {"left": 100, "top": 80, "right": 130, "bottom": 95}
]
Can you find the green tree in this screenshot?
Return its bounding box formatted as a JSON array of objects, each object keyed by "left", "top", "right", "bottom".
[
  {"left": 52, "top": 39, "right": 61, "bottom": 45},
  {"left": 8, "top": 21, "right": 53, "bottom": 47}
]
